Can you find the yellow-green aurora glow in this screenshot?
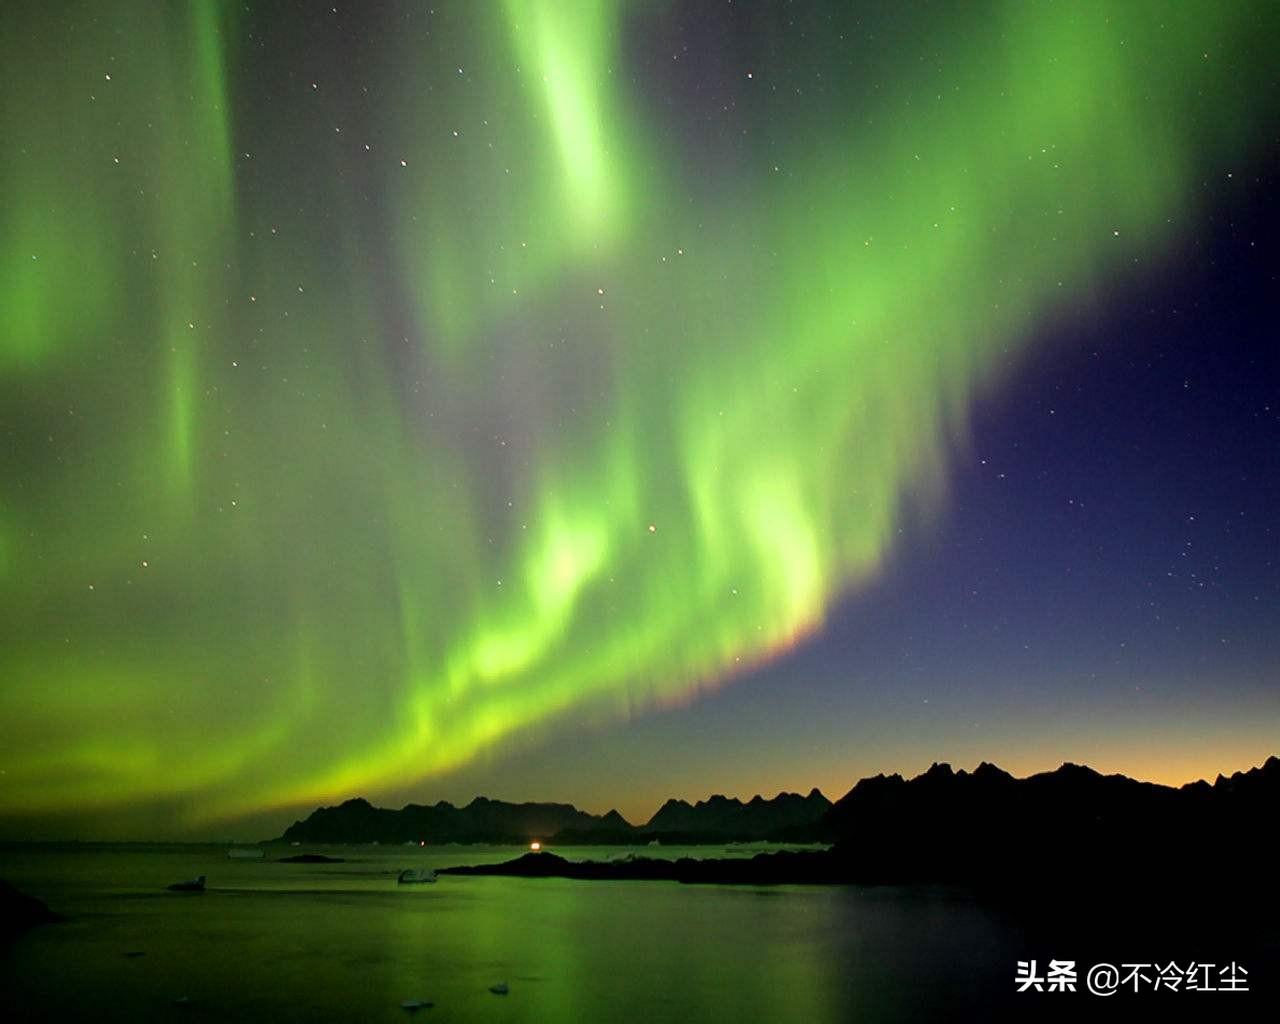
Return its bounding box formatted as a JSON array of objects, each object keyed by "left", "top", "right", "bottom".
[{"left": 0, "top": 1, "right": 1274, "bottom": 833}]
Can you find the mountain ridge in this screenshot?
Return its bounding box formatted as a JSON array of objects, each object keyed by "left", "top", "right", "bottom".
[
  {"left": 272, "top": 756, "right": 1276, "bottom": 847},
  {"left": 275, "top": 787, "right": 833, "bottom": 845},
  {"left": 438, "top": 754, "right": 1280, "bottom": 886}
]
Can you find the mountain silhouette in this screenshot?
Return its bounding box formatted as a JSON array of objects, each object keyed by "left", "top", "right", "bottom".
[
  {"left": 276, "top": 788, "right": 832, "bottom": 845},
  {"left": 814, "top": 755, "right": 1278, "bottom": 882},
  {"left": 276, "top": 796, "right": 634, "bottom": 845},
  {"left": 440, "top": 755, "right": 1279, "bottom": 886},
  {"left": 643, "top": 788, "right": 831, "bottom": 835},
  {"left": 275, "top": 756, "right": 1277, "bottom": 871}
]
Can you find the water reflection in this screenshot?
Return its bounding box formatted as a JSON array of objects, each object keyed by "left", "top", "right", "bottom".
[{"left": 1, "top": 844, "right": 1021, "bottom": 1022}]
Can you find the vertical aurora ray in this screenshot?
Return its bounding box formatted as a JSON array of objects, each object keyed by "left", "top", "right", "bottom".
[
  {"left": 155, "top": 3, "right": 240, "bottom": 497},
  {"left": 0, "top": 1, "right": 1274, "bottom": 833},
  {"left": 500, "top": 0, "right": 629, "bottom": 244}
]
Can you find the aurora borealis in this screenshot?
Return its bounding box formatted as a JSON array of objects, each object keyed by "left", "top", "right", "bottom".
[{"left": 2, "top": 1, "right": 1277, "bottom": 838}]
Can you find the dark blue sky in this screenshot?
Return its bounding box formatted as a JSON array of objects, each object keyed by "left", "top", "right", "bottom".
[{"left": 415, "top": 167, "right": 1278, "bottom": 819}]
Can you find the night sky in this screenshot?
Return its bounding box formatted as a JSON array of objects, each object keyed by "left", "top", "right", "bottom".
[{"left": 2, "top": 1, "right": 1276, "bottom": 840}]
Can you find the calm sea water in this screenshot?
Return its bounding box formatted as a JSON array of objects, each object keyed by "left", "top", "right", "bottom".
[{"left": 0, "top": 841, "right": 1152, "bottom": 1022}]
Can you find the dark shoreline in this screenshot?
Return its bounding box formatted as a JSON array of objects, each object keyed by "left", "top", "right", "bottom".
[
  {"left": 438, "top": 846, "right": 1280, "bottom": 935},
  {"left": 439, "top": 846, "right": 1280, "bottom": 988},
  {"left": 439, "top": 849, "right": 847, "bottom": 885}
]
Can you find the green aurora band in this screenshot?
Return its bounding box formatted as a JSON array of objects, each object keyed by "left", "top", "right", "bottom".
[{"left": 0, "top": 1, "right": 1274, "bottom": 831}]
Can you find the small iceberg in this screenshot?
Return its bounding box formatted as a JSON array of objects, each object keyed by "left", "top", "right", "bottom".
[
  {"left": 165, "top": 875, "right": 205, "bottom": 892},
  {"left": 489, "top": 981, "right": 509, "bottom": 995},
  {"left": 398, "top": 868, "right": 437, "bottom": 884},
  {"left": 400, "top": 998, "right": 434, "bottom": 1012}
]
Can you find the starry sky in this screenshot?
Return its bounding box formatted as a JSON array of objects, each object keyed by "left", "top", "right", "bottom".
[{"left": 1, "top": 1, "right": 1277, "bottom": 840}]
